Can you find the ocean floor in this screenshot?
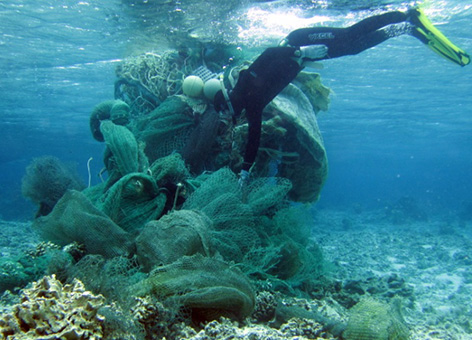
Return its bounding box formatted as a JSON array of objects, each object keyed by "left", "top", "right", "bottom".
[
  {"left": 1, "top": 207, "right": 471, "bottom": 339},
  {"left": 313, "top": 207, "right": 472, "bottom": 340}
]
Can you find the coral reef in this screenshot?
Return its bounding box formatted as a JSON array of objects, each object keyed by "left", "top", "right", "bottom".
[
  {"left": 337, "top": 274, "right": 414, "bottom": 309},
  {"left": 131, "top": 295, "right": 195, "bottom": 340},
  {"left": 0, "top": 260, "right": 29, "bottom": 293},
  {"left": 0, "top": 275, "right": 105, "bottom": 339},
  {"left": 0, "top": 242, "right": 73, "bottom": 294},
  {"left": 186, "top": 317, "right": 337, "bottom": 340},
  {"left": 280, "top": 317, "right": 332, "bottom": 339},
  {"left": 252, "top": 291, "right": 278, "bottom": 322}
]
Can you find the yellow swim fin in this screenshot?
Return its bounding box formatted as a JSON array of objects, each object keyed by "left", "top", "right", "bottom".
[{"left": 409, "top": 8, "right": 470, "bottom": 66}]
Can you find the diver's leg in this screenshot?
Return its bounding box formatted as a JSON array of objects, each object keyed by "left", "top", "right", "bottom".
[
  {"left": 286, "top": 26, "right": 405, "bottom": 60},
  {"left": 347, "top": 11, "right": 407, "bottom": 37},
  {"left": 284, "top": 9, "right": 469, "bottom": 66},
  {"left": 282, "top": 12, "right": 410, "bottom": 60},
  {"left": 341, "top": 23, "right": 411, "bottom": 56},
  {"left": 283, "top": 11, "right": 407, "bottom": 47},
  {"left": 282, "top": 27, "right": 345, "bottom": 48}
]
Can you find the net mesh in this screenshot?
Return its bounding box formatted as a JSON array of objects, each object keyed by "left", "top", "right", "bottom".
[
  {"left": 181, "top": 168, "right": 304, "bottom": 276},
  {"left": 135, "top": 210, "right": 212, "bottom": 271},
  {"left": 135, "top": 254, "right": 255, "bottom": 321},
  {"left": 33, "top": 190, "right": 134, "bottom": 258},
  {"left": 149, "top": 153, "right": 191, "bottom": 187},
  {"left": 101, "top": 120, "right": 139, "bottom": 177},
  {"left": 97, "top": 173, "right": 166, "bottom": 232},
  {"left": 264, "top": 81, "right": 328, "bottom": 202},
  {"left": 132, "top": 96, "right": 195, "bottom": 163},
  {"left": 344, "top": 298, "right": 410, "bottom": 340},
  {"left": 115, "top": 51, "right": 198, "bottom": 116},
  {"left": 25, "top": 49, "right": 332, "bottom": 329}
]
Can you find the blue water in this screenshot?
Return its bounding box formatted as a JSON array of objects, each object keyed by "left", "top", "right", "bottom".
[{"left": 1, "top": 0, "right": 471, "bottom": 220}]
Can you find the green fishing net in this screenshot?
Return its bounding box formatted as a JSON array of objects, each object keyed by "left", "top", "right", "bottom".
[
  {"left": 113, "top": 53, "right": 329, "bottom": 202},
  {"left": 134, "top": 254, "right": 255, "bottom": 322},
  {"left": 136, "top": 210, "right": 212, "bottom": 271},
  {"left": 344, "top": 298, "right": 410, "bottom": 340},
  {"left": 96, "top": 172, "right": 166, "bottom": 232},
  {"left": 33, "top": 190, "right": 134, "bottom": 258},
  {"left": 181, "top": 168, "right": 324, "bottom": 287},
  {"left": 132, "top": 96, "right": 196, "bottom": 163},
  {"left": 28, "top": 48, "right": 331, "bottom": 328},
  {"left": 21, "top": 156, "right": 85, "bottom": 217},
  {"left": 149, "top": 153, "right": 191, "bottom": 188},
  {"left": 101, "top": 120, "right": 139, "bottom": 177},
  {"left": 90, "top": 100, "right": 130, "bottom": 142}
]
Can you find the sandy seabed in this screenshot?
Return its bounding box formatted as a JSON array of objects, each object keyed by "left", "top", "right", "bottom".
[{"left": 313, "top": 208, "right": 472, "bottom": 340}]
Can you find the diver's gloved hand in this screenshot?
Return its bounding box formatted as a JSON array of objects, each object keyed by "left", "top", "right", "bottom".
[
  {"left": 300, "top": 45, "right": 328, "bottom": 61},
  {"left": 238, "top": 169, "right": 251, "bottom": 190}
]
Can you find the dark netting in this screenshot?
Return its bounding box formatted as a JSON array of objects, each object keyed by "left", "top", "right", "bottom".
[
  {"left": 180, "top": 107, "right": 221, "bottom": 173},
  {"left": 132, "top": 96, "right": 195, "bottom": 163},
  {"left": 21, "top": 156, "right": 85, "bottom": 217}
]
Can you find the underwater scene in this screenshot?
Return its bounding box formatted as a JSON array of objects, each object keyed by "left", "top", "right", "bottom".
[{"left": 1, "top": 0, "right": 471, "bottom": 339}]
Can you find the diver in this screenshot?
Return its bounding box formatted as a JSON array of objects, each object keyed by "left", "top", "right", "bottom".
[{"left": 212, "top": 7, "right": 470, "bottom": 187}]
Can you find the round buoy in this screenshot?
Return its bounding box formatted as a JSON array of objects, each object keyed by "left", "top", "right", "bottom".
[
  {"left": 182, "top": 75, "right": 204, "bottom": 97},
  {"left": 203, "top": 78, "right": 222, "bottom": 101}
]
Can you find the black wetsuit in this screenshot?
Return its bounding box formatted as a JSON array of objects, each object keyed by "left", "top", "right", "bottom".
[{"left": 214, "top": 11, "right": 410, "bottom": 172}]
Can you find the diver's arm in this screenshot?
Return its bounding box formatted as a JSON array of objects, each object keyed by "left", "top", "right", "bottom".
[{"left": 213, "top": 47, "right": 304, "bottom": 185}]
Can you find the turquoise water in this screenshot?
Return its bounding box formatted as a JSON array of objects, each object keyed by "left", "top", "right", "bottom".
[{"left": 0, "top": 0, "right": 471, "bottom": 219}]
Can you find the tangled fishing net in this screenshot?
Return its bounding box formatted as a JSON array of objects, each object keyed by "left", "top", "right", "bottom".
[
  {"left": 20, "top": 46, "right": 332, "bottom": 338},
  {"left": 115, "top": 51, "right": 198, "bottom": 115}
]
